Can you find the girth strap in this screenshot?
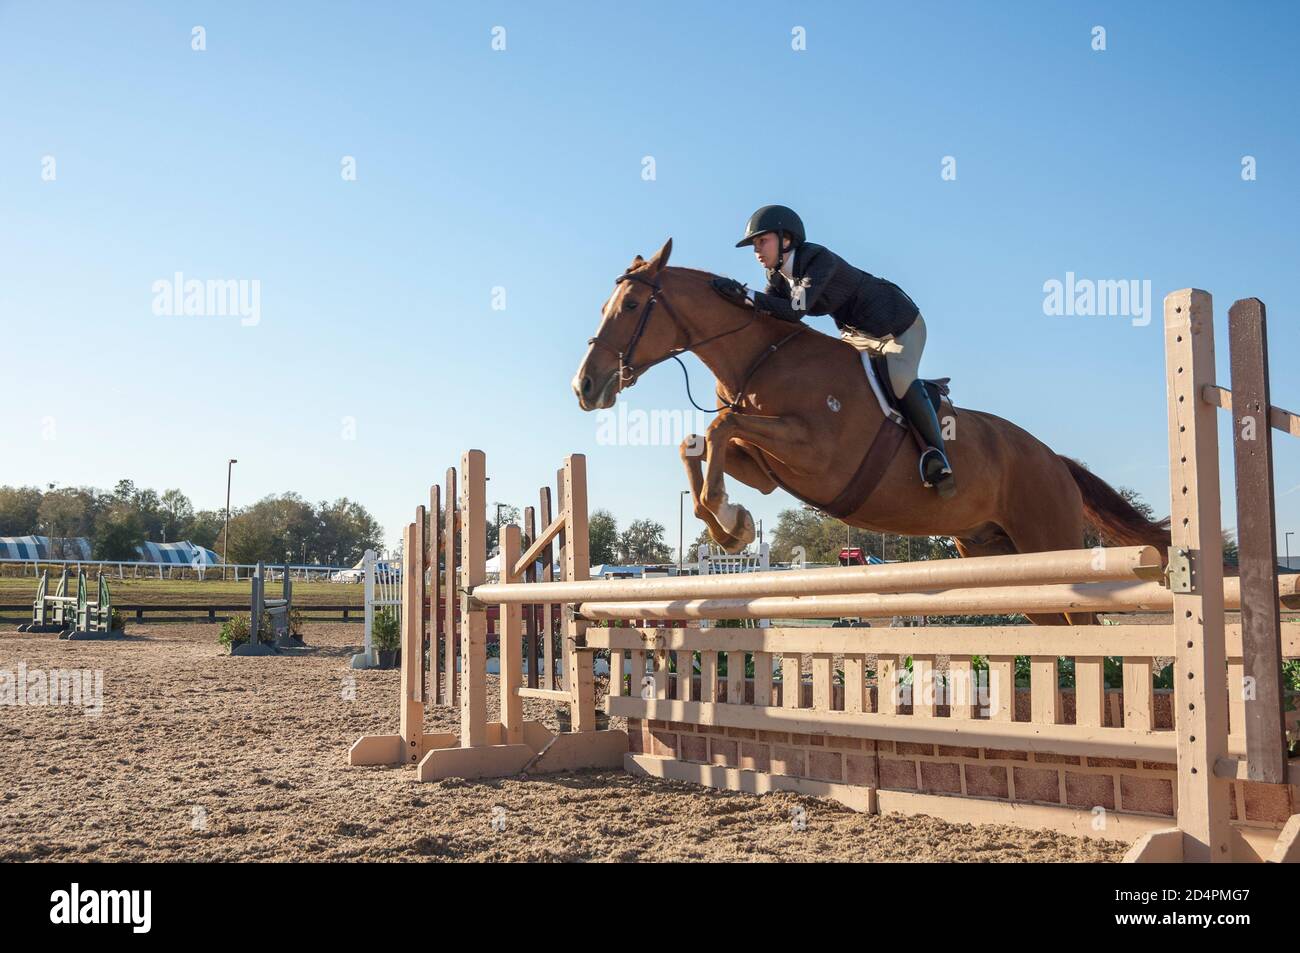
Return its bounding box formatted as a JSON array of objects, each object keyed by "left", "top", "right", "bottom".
[{"left": 756, "top": 417, "right": 908, "bottom": 520}]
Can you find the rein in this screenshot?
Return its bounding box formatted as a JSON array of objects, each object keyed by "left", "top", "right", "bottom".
[{"left": 586, "top": 271, "right": 805, "bottom": 414}]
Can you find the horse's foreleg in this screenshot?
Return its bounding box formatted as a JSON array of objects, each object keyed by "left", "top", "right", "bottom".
[
  {"left": 699, "top": 413, "right": 814, "bottom": 553},
  {"left": 680, "top": 434, "right": 745, "bottom": 552},
  {"left": 694, "top": 415, "right": 755, "bottom": 552}
]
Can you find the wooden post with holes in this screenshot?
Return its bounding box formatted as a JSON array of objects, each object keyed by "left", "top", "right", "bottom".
[
  {"left": 399, "top": 521, "right": 423, "bottom": 763},
  {"left": 556, "top": 468, "right": 570, "bottom": 692},
  {"left": 443, "top": 466, "right": 458, "bottom": 706},
  {"left": 539, "top": 486, "right": 556, "bottom": 690},
  {"left": 1164, "top": 289, "right": 1232, "bottom": 862},
  {"left": 523, "top": 505, "right": 539, "bottom": 689},
  {"left": 562, "top": 455, "right": 596, "bottom": 732},
  {"left": 428, "top": 485, "right": 440, "bottom": 706},
  {"left": 499, "top": 522, "right": 524, "bottom": 744},
  {"left": 413, "top": 505, "right": 425, "bottom": 704},
  {"left": 460, "top": 450, "right": 488, "bottom": 747}
]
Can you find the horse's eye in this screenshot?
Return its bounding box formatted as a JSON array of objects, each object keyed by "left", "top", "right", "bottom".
[{"left": 623, "top": 299, "right": 639, "bottom": 311}]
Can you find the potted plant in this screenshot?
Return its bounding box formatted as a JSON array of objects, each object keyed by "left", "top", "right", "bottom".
[
  {"left": 372, "top": 611, "right": 400, "bottom": 669},
  {"left": 219, "top": 614, "right": 253, "bottom": 653}
]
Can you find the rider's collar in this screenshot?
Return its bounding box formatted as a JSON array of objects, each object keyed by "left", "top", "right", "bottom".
[{"left": 779, "top": 242, "right": 797, "bottom": 280}]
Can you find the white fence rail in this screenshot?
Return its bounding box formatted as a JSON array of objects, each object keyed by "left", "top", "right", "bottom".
[
  {"left": 0, "top": 557, "right": 361, "bottom": 582},
  {"left": 696, "top": 543, "right": 771, "bottom": 630}
]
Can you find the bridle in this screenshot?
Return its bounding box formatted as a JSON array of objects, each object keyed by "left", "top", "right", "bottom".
[{"left": 586, "top": 270, "right": 805, "bottom": 413}]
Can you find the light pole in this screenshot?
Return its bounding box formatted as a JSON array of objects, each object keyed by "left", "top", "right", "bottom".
[
  {"left": 679, "top": 490, "right": 690, "bottom": 574},
  {"left": 223, "top": 459, "right": 237, "bottom": 580},
  {"left": 1286, "top": 532, "right": 1294, "bottom": 570},
  {"left": 495, "top": 504, "right": 508, "bottom": 555}
]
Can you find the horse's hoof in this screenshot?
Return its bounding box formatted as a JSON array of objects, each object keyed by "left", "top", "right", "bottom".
[
  {"left": 707, "top": 526, "right": 742, "bottom": 553},
  {"left": 708, "top": 503, "right": 756, "bottom": 553},
  {"left": 732, "top": 507, "right": 756, "bottom": 549}
]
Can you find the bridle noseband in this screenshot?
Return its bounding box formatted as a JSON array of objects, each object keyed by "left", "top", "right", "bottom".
[{"left": 586, "top": 270, "right": 805, "bottom": 413}]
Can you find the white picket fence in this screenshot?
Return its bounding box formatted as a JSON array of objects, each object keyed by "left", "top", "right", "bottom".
[
  {"left": 350, "top": 545, "right": 773, "bottom": 671},
  {"left": 350, "top": 549, "right": 401, "bottom": 668},
  {"left": 695, "top": 543, "right": 770, "bottom": 629}
]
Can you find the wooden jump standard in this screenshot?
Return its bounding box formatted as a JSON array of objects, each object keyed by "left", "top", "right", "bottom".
[{"left": 351, "top": 289, "right": 1299, "bottom": 864}]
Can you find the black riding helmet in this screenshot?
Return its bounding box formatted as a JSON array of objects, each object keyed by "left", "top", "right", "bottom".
[{"left": 735, "top": 204, "right": 805, "bottom": 251}]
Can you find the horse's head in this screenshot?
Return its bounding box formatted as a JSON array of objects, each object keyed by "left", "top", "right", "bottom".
[{"left": 572, "top": 238, "right": 683, "bottom": 411}]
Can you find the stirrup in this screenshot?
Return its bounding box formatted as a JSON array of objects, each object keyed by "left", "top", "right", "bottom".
[{"left": 917, "top": 447, "right": 953, "bottom": 488}]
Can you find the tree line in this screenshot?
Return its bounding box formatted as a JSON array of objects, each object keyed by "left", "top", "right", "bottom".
[{"left": 0, "top": 482, "right": 383, "bottom": 567}]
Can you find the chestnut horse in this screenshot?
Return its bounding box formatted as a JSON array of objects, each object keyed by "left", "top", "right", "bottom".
[{"left": 572, "top": 240, "right": 1169, "bottom": 609}]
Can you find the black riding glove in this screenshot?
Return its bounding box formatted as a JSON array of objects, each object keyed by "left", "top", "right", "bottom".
[{"left": 710, "top": 276, "right": 751, "bottom": 307}]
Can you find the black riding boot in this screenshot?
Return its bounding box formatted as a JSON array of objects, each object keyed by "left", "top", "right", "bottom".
[{"left": 898, "top": 380, "right": 956, "bottom": 498}]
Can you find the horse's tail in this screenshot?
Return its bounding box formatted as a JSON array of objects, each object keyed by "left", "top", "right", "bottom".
[{"left": 1059, "top": 456, "right": 1172, "bottom": 551}]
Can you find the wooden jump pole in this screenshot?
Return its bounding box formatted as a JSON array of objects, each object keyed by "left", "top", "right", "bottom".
[
  {"left": 573, "top": 575, "right": 1297, "bottom": 622},
  {"left": 471, "top": 545, "right": 1164, "bottom": 605}
]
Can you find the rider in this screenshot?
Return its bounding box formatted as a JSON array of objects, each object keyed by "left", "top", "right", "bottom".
[{"left": 710, "top": 204, "right": 955, "bottom": 497}]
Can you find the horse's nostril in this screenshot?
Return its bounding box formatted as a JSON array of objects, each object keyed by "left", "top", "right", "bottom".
[{"left": 581, "top": 376, "right": 592, "bottom": 395}]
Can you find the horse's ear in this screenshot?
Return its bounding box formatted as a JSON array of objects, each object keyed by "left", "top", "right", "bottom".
[
  {"left": 646, "top": 238, "right": 673, "bottom": 273},
  {"left": 625, "top": 255, "right": 646, "bottom": 273}
]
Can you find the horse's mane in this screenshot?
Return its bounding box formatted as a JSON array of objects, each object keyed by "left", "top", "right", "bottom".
[
  {"left": 665, "top": 265, "right": 718, "bottom": 282},
  {"left": 625, "top": 260, "right": 718, "bottom": 283}
]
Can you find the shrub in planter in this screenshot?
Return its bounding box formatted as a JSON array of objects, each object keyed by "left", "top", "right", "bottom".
[
  {"left": 220, "top": 614, "right": 252, "bottom": 651},
  {"left": 372, "top": 611, "right": 400, "bottom": 669}
]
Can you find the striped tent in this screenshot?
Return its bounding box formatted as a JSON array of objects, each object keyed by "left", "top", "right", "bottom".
[
  {"left": 0, "top": 536, "right": 93, "bottom": 560},
  {"left": 0, "top": 536, "right": 222, "bottom": 566},
  {"left": 136, "top": 541, "right": 223, "bottom": 566}
]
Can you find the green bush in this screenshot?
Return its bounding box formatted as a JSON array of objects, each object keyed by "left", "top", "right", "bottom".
[
  {"left": 372, "top": 611, "right": 400, "bottom": 652},
  {"left": 220, "top": 613, "right": 252, "bottom": 649}
]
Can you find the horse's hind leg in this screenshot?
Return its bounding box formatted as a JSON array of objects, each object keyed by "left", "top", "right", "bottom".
[
  {"left": 954, "top": 523, "right": 1092, "bottom": 626},
  {"left": 953, "top": 528, "right": 1017, "bottom": 561},
  {"left": 997, "top": 498, "right": 1097, "bottom": 627}
]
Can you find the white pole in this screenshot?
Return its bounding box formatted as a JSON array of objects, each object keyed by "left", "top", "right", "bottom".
[
  {"left": 363, "top": 549, "right": 376, "bottom": 657},
  {"left": 350, "top": 550, "right": 378, "bottom": 669}
]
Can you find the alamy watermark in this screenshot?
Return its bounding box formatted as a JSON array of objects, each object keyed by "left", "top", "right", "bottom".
[
  {"left": 595, "top": 403, "right": 712, "bottom": 454},
  {"left": 1042, "top": 272, "right": 1152, "bottom": 327},
  {"left": 892, "top": 666, "right": 1001, "bottom": 716},
  {"left": 152, "top": 272, "right": 261, "bottom": 326},
  {"left": 0, "top": 663, "right": 103, "bottom": 717}
]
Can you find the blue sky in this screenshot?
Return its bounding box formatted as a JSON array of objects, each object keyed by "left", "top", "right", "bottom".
[{"left": 3, "top": 1, "right": 1297, "bottom": 561}]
